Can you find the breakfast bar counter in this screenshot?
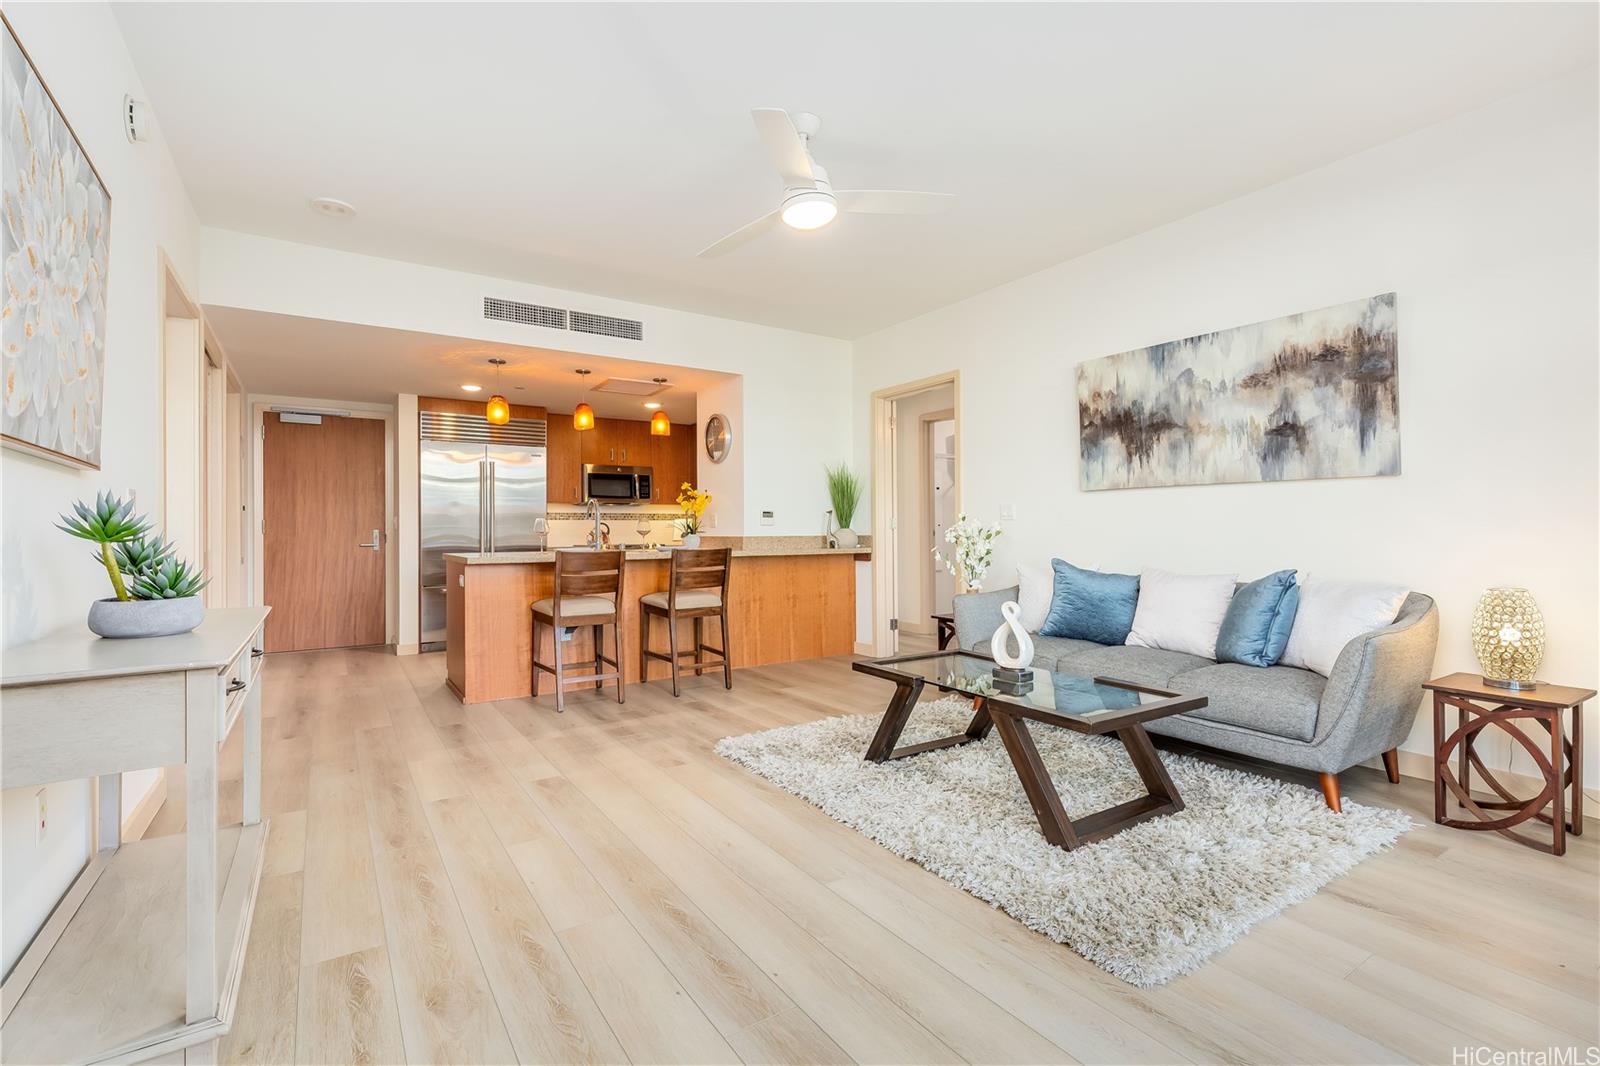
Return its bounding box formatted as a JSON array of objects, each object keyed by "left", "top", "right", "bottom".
[{"left": 443, "top": 543, "right": 869, "bottom": 703}]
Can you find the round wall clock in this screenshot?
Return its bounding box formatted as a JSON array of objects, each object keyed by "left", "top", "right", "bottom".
[{"left": 704, "top": 413, "right": 733, "bottom": 464}]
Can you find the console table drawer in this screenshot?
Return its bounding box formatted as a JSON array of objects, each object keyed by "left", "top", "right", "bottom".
[{"left": 1, "top": 673, "right": 186, "bottom": 790}]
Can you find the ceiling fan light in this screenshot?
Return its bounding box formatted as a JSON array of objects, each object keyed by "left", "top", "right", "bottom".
[
  {"left": 781, "top": 191, "right": 837, "bottom": 230},
  {"left": 573, "top": 402, "right": 595, "bottom": 431},
  {"left": 650, "top": 410, "right": 671, "bottom": 436}
]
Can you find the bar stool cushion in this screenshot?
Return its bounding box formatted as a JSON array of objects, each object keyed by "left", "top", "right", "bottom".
[
  {"left": 532, "top": 595, "right": 616, "bottom": 619},
  {"left": 641, "top": 590, "right": 722, "bottom": 611}
]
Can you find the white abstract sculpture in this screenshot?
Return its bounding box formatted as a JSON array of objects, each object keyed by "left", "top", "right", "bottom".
[{"left": 990, "top": 600, "right": 1035, "bottom": 671}]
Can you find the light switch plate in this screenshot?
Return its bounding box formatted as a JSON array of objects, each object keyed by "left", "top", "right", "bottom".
[{"left": 999, "top": 504, "right": 1016, "bottom": 521}]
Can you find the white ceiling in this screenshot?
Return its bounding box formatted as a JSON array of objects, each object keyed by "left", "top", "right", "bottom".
[
  {"left": 116, "top": 3, "right": 1596, "bottom": 338},
  {"left": 205, "top": 307, "right": 717, "bottom": 421}
]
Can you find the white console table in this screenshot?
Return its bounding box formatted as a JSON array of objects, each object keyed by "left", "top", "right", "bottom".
[{"left": 0, "top": 607, "right": 271, "bottom": 1065}]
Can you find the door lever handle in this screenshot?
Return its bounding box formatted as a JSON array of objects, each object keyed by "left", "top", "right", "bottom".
[{"left": 358, "top": 528, "right": 382, "bottom": 551}]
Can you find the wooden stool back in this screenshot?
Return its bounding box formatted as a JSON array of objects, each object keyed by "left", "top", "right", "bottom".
[
  {"left": 554, "top": 548, "right": 623, "bottom": 604},
  {"left": 669, "top": 547, "right": 732, "bottom": 600}
]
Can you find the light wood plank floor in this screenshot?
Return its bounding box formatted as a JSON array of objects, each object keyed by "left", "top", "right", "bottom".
[{"left": 144, "top": 648, "right": 1600, "bottom": 1065}]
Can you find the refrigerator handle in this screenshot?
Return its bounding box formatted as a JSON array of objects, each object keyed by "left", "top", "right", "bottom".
[
  {"left": 477, "top": 460, "right": 487, "bottom": 552},
  {"left": 487, "top": 460, "right": 497, "bottom": 553}
]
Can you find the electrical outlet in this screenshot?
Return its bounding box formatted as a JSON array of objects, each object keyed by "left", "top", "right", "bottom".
[
  {"left": 35, "top": 788, "right": 47, "bottom": 843},
  {"left": 760, "top": 511, "right": 774, "bottom": 527},
  {"left": 1000, "top": 504, "right": 1016, "bottom": 521}
]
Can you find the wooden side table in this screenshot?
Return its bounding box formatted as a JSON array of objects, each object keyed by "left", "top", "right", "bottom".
[
  {"left": 1423, "top": 672, "right": 1592, "bottom": 856},
  {"left": 932, "top": 612, "right": 956, "bottom": 651}
]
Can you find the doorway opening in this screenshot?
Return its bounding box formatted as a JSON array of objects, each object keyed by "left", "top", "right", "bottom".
[{"left": 869, "top": 372, "right": 960, "bottom": 656}]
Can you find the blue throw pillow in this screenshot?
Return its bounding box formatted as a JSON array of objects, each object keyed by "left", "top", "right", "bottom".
[
  {"left": 1039, "top": 559, "right": 1140, "bottom": 645},
  {"left": 1215, "top": 569, "right": 1300, "bottom": 667}
]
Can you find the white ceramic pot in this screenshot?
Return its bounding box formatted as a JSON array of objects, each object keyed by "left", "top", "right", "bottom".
[
  {"left": 680, "top": 533, "right": 702, "bottom": 548},
  {"left": 87, "top": 596, "right": 204, "bottom": 639},
  {"left": 833, "top": 528, "right": 860, "bottom": 549}
]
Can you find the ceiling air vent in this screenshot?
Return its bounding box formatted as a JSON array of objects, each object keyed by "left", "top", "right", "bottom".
[
  {"left": 570, "top": 310, "right": 644, "bottom": 342},
  {"left": 484, "top": 296, "right": 567, "bottom": 330}
]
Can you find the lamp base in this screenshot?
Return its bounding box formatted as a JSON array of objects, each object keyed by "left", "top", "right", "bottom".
[{"left": 1482, "top": 675, "right": 1539, "bottom": 691}]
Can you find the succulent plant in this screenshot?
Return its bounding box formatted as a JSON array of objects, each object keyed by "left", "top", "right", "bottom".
[
  {"left": 109, "top": 534, "right": 177, "bottom": 580},
  {"left": 57, "top": 492, "right": 153, "bottom": 601},
  {"left": 130, "top": 558, "right": 210, "bottom": 601}
]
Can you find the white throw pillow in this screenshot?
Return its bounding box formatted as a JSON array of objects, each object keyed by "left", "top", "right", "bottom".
[
  {"left": 1125, "top": 569, "right": 1238, "bottom": 659},
  {"left": 1279, "top": 577, "right": 1410, "bottom": 677},
  {"left": 1017, "top": 563, "right": 1053, "bottom": 632}
]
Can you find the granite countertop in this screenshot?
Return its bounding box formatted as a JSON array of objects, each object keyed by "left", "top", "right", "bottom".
[{"left": 444, "top": 545, "right": 871, "bottom": 565}]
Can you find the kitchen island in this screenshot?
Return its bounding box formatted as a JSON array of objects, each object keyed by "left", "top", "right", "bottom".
[{"left": 443, "top": 543, "right": 870, "bottom": 703}]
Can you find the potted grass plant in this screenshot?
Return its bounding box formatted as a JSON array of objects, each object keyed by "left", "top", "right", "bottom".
[
  {"left": 58, "top": 491, "right": 209, "bottom": 638},
  {"left": 825, "top": 463, "right": 863, "bottom": 548}
]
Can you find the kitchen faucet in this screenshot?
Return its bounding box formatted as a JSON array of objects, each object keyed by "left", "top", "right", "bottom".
[{"left": 585, "top": 498, "right": 610, "bottom": 548}]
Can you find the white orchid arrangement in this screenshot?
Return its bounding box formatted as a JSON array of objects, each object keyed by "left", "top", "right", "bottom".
[{"left": 933, "top": 513, "right": 1002, "bottom": 592}]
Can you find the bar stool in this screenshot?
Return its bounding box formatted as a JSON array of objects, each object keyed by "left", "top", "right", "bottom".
[
  {"left": 532, "top": 549, "right": 625, "bottom": 713},
  {"left": 639, "top": 547, "right": 732, "bottom": 697}
]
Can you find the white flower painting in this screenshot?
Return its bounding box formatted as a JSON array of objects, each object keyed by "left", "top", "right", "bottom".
[{"left": 2, "top": 16, "right": 111, "bottom": 469}]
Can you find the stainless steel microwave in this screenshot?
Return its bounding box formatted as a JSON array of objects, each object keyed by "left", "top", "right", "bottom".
[{"left": 583, "top": 464, "right": 653, "bottom": 503}]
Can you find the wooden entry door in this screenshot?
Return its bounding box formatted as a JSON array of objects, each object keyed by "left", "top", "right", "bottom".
[{"left": 263, "top": 412, "right": 386, "bottom": 651}]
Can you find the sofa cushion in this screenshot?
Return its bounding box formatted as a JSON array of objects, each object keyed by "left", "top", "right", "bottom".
[
  {"left": 1215, "top": 569, "right": 1300, "bottom": 667},
  {"left": 1028, "top": 635, "right": 1103, "bottom": 671},
  {"left": 1054, "top": 644, "right": 1213, "bottom": 690},
  {"left": 1169, "top": 662, "right": 1325, "bottom": 742}
]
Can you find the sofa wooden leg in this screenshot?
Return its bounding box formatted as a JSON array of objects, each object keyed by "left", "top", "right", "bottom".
[
  {"left": 1381, "top": 748, "right": 1400, "bottom": 784},
  {"left": 1318, "top": 771, "right": 1343, "bottom": 813}
]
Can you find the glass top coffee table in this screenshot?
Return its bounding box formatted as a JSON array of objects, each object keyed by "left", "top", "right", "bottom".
[{"left": 852, "top": 650, "right": 1208, "bottom": 849}]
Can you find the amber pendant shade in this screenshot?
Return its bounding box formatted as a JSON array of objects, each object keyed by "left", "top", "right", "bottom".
[
  {"left": 573, "top": 403, "right": 595, "bottom": 431},
  {"left": 650, "top": 410, "right": 671, "bottom": 436},
  {"left": 485, "top": 394, "right": 511, "bottom": 425}
]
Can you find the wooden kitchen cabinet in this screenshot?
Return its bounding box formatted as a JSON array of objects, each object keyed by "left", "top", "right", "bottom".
[
  {"left": 549, "top": 414, "right": 691, "bottom": 503},
  {"left": 650, "top": 424, "right": 697, "bottom": 503},
  {"left": 546, "top": 414, "right": 583, "bottom": 505}
]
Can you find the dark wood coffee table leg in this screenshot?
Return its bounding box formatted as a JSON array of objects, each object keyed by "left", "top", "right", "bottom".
[
  {"left": 864, "top": 683, "right": 996, "bottom": 764},
  {"left": 990, "top": 708, "right": 1184, "bottom": 850},
  {"left": 992, "top": 710, "right": 1078, "bottom": 848}
]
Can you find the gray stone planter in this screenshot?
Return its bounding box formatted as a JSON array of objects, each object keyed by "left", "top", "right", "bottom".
[{"left": 87, "top": 596, "right": 204, "bottom": 639}]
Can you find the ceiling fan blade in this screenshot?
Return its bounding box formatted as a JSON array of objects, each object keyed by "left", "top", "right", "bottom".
[
  {"left": 836, "top": 190, "right": 956, "bottom": 215},
  {"left": 696, "top": 209, "right": 783, "bottom": 258},
  {"left": 750, "top": 108, "right": 815, "bottom": 188}
]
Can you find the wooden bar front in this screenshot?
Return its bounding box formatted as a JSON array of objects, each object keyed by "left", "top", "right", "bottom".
[{"left": 444, "top": 553, "right": 860, "bottom": 703}]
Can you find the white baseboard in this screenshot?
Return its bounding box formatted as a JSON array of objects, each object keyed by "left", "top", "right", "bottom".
[
  {"left": 122, "top": 770, "right": 166, "bottom": 842},
  {"left": 393, "top": 643, "right": 421, "bottom": 656},
  {"left": 853, "top": 641, "right": 874, "bottom": 657}
]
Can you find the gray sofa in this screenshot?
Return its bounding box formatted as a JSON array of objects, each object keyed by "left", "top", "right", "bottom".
[{"left": 952, "top": 586, "right": 1439, "bottom": 810}]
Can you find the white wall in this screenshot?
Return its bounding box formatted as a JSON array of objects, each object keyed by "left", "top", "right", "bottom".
[
  {"left": 0, "top": 2, "right": 202, "bottom": 972},
  {"left": 854, "top": 69, "right": 1600, "bottom": 783},
  {"left": 200, "top": 230, "right": 854, "bottom": 539}
]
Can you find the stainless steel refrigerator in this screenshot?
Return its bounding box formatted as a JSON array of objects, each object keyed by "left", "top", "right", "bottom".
[{"left": 419, "top": 411, "right": 547, "bottom": 650}]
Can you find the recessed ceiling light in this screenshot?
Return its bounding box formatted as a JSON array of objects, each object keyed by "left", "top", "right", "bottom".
[
  {"left": 460, "top": 384, "right": 482, "bottom": 393},
  {"left": 642, "top": 401, "right": 661, "bottom": 409},
  {"left": 310, "top": 197, "right": 356, "bottom": 218}
]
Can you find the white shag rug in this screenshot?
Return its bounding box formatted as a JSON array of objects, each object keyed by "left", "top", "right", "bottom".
[{"left": 716, "top": 696, "right": 1412, "bottom": 986}]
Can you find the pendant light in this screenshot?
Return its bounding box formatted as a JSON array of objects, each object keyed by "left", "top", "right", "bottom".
[
  {"left": 572, "top": 369, "right": 595, "bottom": 431},
  {"left": 649, "top": 378, "right": 671, "bottom": 436},
  {"left": 484, "top": 358, "right": 510, "bottom": 425}
]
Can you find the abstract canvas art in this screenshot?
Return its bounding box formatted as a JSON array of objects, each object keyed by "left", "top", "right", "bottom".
[
  {"left": 2, "top": 15, "right": 112, "bottom": 469},
  {"left": 1077, "top": 293, "right": 1398, "bottom": 491}
]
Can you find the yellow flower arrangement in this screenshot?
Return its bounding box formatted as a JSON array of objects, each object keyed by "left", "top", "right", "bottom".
[{"left": 676, "top": 482, "right": 711, "bottom": 535}]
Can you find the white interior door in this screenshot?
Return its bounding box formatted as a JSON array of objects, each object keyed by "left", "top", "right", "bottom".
[{"left": 930, "top": 418, "right": 957, "bottom": 613}]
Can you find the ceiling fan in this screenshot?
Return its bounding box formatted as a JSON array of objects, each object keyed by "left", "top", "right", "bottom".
[{"left": 697, "top": 108, "right": 955, "bottom": 258}]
